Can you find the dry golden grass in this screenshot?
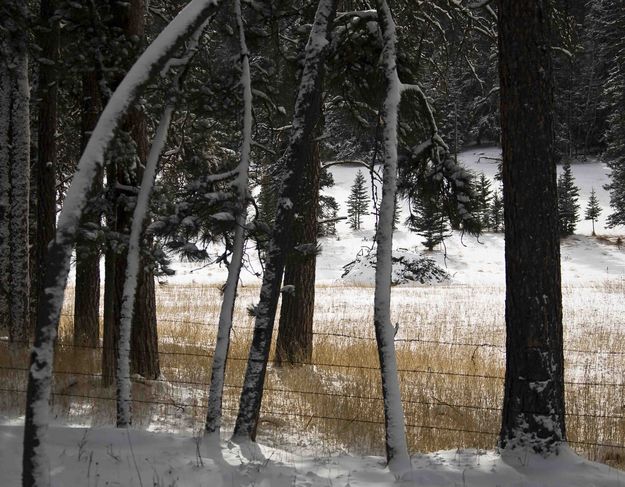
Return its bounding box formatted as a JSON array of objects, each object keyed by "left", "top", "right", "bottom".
[{"left": 1, "top": 281, "right": 624, "bottom": 468}]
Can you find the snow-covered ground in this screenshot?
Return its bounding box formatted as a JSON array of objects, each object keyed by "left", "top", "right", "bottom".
[
  {"left": 168, "top": 146, "right": 625, "bottom": 287},
  {"left": 1, "top": 425, "right": 623, "bottom": 487}
]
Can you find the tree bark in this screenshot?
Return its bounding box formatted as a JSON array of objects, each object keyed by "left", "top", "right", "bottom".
[
  {"left": 498, "top": 0, "right": 566, "bottom": 452},
  {"left": 74, "top": 71, "right": 103, "bottom": 349},
  {"left": 275, "top": 141, "right": 320, "bottom": 365},
  {"left": 32, "top": 0, "right": 60, "bottom": 335},
  {"left": 0, "top": 1, "right": 30, "bottom": 346},
  {"left": 130, "top": 257, "right": 159, "bottom": 378}
]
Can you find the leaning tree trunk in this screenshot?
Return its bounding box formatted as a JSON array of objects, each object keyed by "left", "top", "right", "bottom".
[
  {"left": 0, "top": 1, "right": 31, "bottom": 347},
  {"left": 275, "top": 140, "right": 320, "bottom": 365},
  {"left": 371, "top": 0, "right": 411, "bottom": 475},
  {"left": 22, "top": 3, "right": 222, "bottom": 484},
  {"left": 116, "top": 26, "right": 207, "bottom": 422},
  {"left": 498, "top": 0, "right": 566, "bottom": 452},
  {"left": 204, "top": 0, "right": 252, "bottom": 436},
  {"left": 74, "top": 71, "right": 103, "bottom": 349},
  {"left": 117, "top": 86, "right": 183, "bottom": 426},
  {"left": 33, "top": 0, "right": 60, "bottom": 335},
  {"left": 232, "top": 0, "right": 338, "bottom": 442}
]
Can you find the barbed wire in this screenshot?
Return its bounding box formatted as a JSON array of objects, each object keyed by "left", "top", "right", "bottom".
[
  {"left": 1, "top": 364, "right": 624, "bottom": 420},
  {"left": 1, "top": 386, "right": 623, "bottom": 452},
  {"left": 2, "top": 337, "right": 625, "bottom": 388},
  {"left": 53, "top": 312, "right": 625, "bottom": 356}
]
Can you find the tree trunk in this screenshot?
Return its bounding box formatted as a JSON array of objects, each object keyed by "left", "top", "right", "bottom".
[
  {"left": 32, "top": 0, "right": 60, "bottom": 335},
  {"left": 0, "top": 1, "right": 30, "bottom": 346},
  {"left": 371, "top": 0, "right": 411, "bottom": 475},
  {"left": 204, "top": 0, "right": 251, "bottom": 436},
  {"left": 498, "top": 0, "right": 566, "bottom": 452},
  {"left": 232, "top": 0, "right": 337, "bottom": 442},
  {"left": 102, "top": 244, "right": 122, "bottom": 386},
  {"left": 275, "top": 141, "right": 320, "bottom": 365},
  {"left": 74, "top": 71, "right": 103, "bottom": 348},
  {"left": 102, "top": 0, "right": 160, "bottom": 385},
  {"left": 130, "top": 257, "right": 160, "bottom": 378}
]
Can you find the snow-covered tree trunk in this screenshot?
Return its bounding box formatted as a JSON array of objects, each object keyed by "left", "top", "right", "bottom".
[
  {"left": 204, "top": 0, "right": 253, "bottom": 437},
  {"left": 371, "top": 0, "right": 411, "bottom": 476},
  {"left": 22, "top": 2, "right": 223, "bottom": 484},
  {"left": 116, "top": 19, "right": 207, "bottom": 428},
  {"left": 0, "top": 2, "right": 31, "bottom": 346},
  {"left": 232, "top": 0, "right": 337, "bottom": 442},
  {"left": 116, "top": 107, "right": 173, "bottom": 426},
  {"left": 498, "top": 0, "right": 566, "bottom": 453}
]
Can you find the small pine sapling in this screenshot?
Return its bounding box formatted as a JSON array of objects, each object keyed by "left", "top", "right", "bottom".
[
  {"left": 491, "top": 189, "right": 504, "bottom": 232},
  {"left": 584, "top": 188, "right": 602, "bottom": 236},
  {"left": 347, "top": 170, "right": 370, "bottom": 230}
]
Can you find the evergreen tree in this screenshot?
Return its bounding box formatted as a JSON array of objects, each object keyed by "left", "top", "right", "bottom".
[
  {"left": 317, "top": 167, "right": 339, "bottom": 237},
  {"left": 347, "top": 170, "right": 370, "bottom": 230},
  {"left": 593, "top": 1, "right": 625, "bottom": 229},
  {"left": 318, "top": 195, "right": 339, "bottom": 237},
  {"left": 557, "top": 162, "right": 581, "bottom": 235},
  {"left": 491, "top": 189, "right": 504, "bottom": 232},
  {"left": 584, "top": 187, "right": 602, "bottom": 235},
  {"left": 406, "top": 194, "right": 450, "bottom": 251},
  {"left": 476, "top": 173, "right": 493, "bottom": 231},
  {"left": 393, "top": 194, "right": 402, "bottom": 231},
  {"left": 605, "top": 163, "right": 625, "bottom": 228}
]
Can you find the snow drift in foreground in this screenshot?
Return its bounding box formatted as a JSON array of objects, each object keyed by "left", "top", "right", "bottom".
[{"left": 0, "top": 425, "right": 622, "bottom": 486}]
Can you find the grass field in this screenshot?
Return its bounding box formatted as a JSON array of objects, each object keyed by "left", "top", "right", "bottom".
[{"left": 2, "top": 280, "right": 625, "bottom": 467}]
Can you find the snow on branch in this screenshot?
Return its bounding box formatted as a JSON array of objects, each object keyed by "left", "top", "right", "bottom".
[
  {"left": 401, "top": 83, "right": 449, "bottom": 152},
  {"left": 335, "top": 9, "right": 377, "bottom": 22}
]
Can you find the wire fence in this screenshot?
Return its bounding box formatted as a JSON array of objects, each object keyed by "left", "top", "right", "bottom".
[{"left": 1, "top": 310, "right": 625, "bottom": 465}]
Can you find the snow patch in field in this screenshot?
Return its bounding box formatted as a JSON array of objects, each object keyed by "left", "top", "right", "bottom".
[{"left": 341, "top": 249, "right": 450, "bottom": 285}]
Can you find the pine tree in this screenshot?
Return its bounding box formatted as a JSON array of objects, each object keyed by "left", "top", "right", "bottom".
[
  {"left": 476, "top": 173, "right": 493, "bottom": 231},
  {"left": 317, "top": 167, "right": 339, "bottom": 237},
  {"left": 491, "top": 189, "right": 504, "bottom": 232},
  {"left": 406, "top": 194, "right": 450, "bottom": 251},
  {"left": 584, "top": 187, "right": 602, "bottom": 235},
  {"left": 347, "top": 170, "right": 370, "bottom": 230},
  {"left": 393, "top": 194, "right": 402, "bottom": 231},
  {"left": 557, "top": 162, "right": 580, "bottom": 235}
]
